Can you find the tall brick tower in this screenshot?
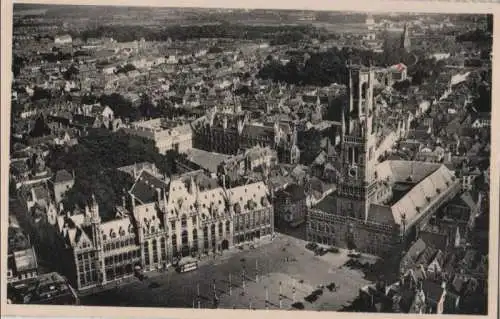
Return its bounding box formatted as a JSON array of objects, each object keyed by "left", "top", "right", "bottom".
[{"left": 336, "top": 63, "right": 378, "bottom": 223}]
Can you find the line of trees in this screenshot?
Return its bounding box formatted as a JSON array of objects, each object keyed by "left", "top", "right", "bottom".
[
  {"left": 74, "top": 22, "right": 319, "bottom": 44},
  {"left": 257, "top": 46, "right": 420, "bottom": 87}
]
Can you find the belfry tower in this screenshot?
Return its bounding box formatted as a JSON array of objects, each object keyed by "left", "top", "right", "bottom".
[
  {"left": 401, "top": 23, "right": 411, "bottom": 52},
  {"left": 336, "top": 64, "right": 378, "bottom": 222}
]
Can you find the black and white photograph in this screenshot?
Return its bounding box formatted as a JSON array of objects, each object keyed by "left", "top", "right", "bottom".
[{"left": 2, "top": 2, "right": 496, "bottom": 317}]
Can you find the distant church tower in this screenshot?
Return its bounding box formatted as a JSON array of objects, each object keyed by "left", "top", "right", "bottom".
[
  {"left": 401, "top": 23, "right": 411, "bottom": 52},
  {"left": 336, "top": 64, "right": 378, "bottom": 222}
]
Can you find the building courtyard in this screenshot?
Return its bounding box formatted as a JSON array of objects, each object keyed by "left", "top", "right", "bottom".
[{"left": 81, "top": 234, "right": 373, "bottom": 311}]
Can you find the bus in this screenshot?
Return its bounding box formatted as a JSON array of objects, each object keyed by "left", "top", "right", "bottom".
[{"left": 175, "top": 257, "right": 198, "bottom": 273}]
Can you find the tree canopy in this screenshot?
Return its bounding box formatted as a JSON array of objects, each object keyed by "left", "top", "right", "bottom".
[{"left": 47, "top": 128, "right": 180, "bottom": 221}]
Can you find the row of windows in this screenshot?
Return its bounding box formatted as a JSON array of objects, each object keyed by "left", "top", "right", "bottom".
[
  {"left": 103, "top": 237, "right": 136, "bottom": 251},
  {"left": 77, "top": 258, "right": 97, "bottom": 273},
  {"left": 236, "top": 211, "right": 270, "bottom": 224},
  {"left": 105, "top": 249, "right": 141, "bottom": 266},
  {"left": 79, "top": 270, "right": 98, "bottom": 288},
  {"left": 235, "top": 219, "right": 269, "bottom": 232},
  {"left": 77, "top": 251, "right": 95, "bottom": 262},
  {"left": 309, "top": 222, "right": 335, "bottom": 233}
]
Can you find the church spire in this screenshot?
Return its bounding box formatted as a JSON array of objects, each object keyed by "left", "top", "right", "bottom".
[{"left": 401, "top": 23, "right": 411, "bottom": 52}]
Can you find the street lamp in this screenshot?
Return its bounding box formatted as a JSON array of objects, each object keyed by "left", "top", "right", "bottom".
[
  {"left": 265, "top": 285, "right": 269, "bottom": 310},
  {"left": 255, "top": 259, "right": 259, "bottom": 282}
]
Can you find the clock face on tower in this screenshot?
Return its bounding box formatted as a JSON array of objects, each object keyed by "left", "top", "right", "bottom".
[{"left": 348, "top": 166, "right": 357, "bottom": 179}]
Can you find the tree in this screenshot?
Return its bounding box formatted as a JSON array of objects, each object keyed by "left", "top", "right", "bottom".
[
  {"left": 99, "top": 93, "right": 140, "bottom": 121},
  {"left": 392, "top": 79, "right": 411, "bottom": 93},
  {"left": 29, "top": 115, "right": 51, "bottom": 138},
  {"left": 47, "top": 129, "right": 182, "bottom": 220}
]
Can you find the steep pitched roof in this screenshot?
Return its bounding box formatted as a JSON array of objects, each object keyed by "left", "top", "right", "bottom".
[{"left": 130, "top": 170, "right": 168, "bottom": 204}]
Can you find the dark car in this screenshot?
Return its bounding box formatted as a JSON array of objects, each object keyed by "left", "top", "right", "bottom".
[
  {"left": 306, "top": 242, "right": 318, "bottom": 251},
  {"left": 314, "top": 247, "right": 327, "bottom": 256},
  {"left": 291, "top": 302, "right": 305, "bottom": 309}
]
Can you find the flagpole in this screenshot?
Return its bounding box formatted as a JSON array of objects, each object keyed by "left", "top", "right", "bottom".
[
  {"left": 255, "top": 259, "right": 259, "bottom": 282},
  {"left": 265, "top": 285, "right": 269, "bottom": 310}
]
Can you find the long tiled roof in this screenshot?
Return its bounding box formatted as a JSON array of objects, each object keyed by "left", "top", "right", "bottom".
[
  {"left": 372, "top": 161, "right": 456, "bottom": 226},
  {"left": 390, "top": 164, "right": 455, "bottom": 225}
]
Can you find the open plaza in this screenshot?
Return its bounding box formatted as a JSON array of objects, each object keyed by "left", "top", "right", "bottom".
[{"left": 81, "top": 234, "right": 375, "bottom": 310}]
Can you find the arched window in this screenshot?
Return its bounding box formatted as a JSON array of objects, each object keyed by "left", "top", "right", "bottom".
[
  {"left": 361, "top": 82, "right": 368, "bottom": 100},
  {"left": 144, "top": 241, "right": 150, "bottom": 266},
  {"left": 203, "top": 226, "right": 209, "bottom": 250},
  {"left": 225, "top": 220, "right": 231, "bottom": 233},
  {"left": 171, "top": 234, "right": 177, "bottom": 256},
  {"left": 160, "top": 237, "right": 166, "bottom": 261},
  {"left": 218, "top": 222, "right": 223, "bottom": 237},
  {"left": 181, "top": 214, "right": 187, "bottom": 228},
  {"left": 181, "top": 230, "right": 189, "bottom": 246},
  {"left": 211, "top": 224, "right": 216, "bottom": 248},
  {"left": 152, "top": 239, "right": 158, "bottom": 263},
  {"left": 192, "top": 229, "right": 198, "bottom": 251}
]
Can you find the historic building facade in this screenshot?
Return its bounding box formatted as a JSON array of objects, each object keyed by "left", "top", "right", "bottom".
[
  {"left": 54, "top": 168, "right": 274, "bottom": 291},
  {"left": 191, "top": 99, "right": 300, "bottom": 164},
  {"left": 307, "top": 65, "right": 461, "bottom": 256}
]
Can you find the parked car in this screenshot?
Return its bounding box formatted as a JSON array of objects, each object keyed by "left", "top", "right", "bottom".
[
  {"left": 306, "top": 242, "right": 318, "bottom": 251},
  {"left": 327, "top": 247, "right": 340, "bottom": 254},
  {"left": 314, "top": 247, "right": 327, "bottom": 256},
  {"left": 348, "top": 250, "right": 361, "bottom": 258}
]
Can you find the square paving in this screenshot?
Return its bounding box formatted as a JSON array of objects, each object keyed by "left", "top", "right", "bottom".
[{"left": 81, "top": 234, "right": 372, "bottom": 311}]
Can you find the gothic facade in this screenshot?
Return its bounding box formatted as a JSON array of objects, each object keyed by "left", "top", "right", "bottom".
[
  {"left": 54, "top": 169, "right": 274, "bottom": 291},
  {"left": 191, "top": 107, "right": 300, "bottom": 165}
]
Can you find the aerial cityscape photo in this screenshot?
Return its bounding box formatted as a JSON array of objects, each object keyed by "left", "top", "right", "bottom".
[{"left": 5, "top": 4, "right": 492, "bottom": 315}]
